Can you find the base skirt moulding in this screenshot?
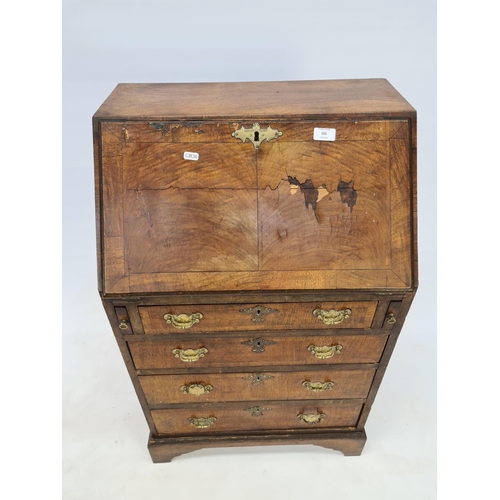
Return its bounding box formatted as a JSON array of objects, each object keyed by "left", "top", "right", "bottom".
[{"left": 147, "top": 430, "right": 367, "bottom": 463}]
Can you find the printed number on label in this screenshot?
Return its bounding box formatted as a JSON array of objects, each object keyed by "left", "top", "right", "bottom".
[
  {"left": 313, "top": 128, "right": 336, "bottom": 141},
  {"left": 183, "top": 152, "right": 199, "bottom": 161}
]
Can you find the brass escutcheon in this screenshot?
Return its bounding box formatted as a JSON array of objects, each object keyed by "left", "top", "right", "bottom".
[
  {"left": 239, "top": 305, "right": 278, "bottom": 323},
  {"left": 244, "top": 406, "right": 271, "bottom": 417},
  {"left": 297, "top": 413, "right": 326, "bottom": 425},
  {"left": 172, "top": 347, "right": 208, "bottom": 363},
  {"left": 307, "top": 344, "right": 343, "bottom": 359},
  {"left": 187, "top": 416, "right": 217, "bottom": 428},
  {"left": 241, "top": 337, "right": 277, "bottom": 353},
  {"left": 180, "top": 383, "right": 213, "bottom": 396},
  {"left": 302, "top": 380, "right": 335, "bottom": 392},
  {"left": 231, "top": 123, "right": 283, "bottom": 149},
  {"left": 163, "top": 312, "right": 203, "bottom": 329},
  {"left": 242, "top": 373, "right": 275, "bottom": 386},
  {"left": 313, "top": 308, "right": 352, "bottom": 325}
]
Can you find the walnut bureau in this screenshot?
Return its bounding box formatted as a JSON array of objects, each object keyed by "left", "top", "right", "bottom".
[{"left": 93, "top": 79, "right": 418, "bottom": 463}]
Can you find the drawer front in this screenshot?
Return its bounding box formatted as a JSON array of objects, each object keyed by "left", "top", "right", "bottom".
[
  {"left": 128, "top": 334, "right": 388, "bottom": 370},
  {"left": 151, "top": 400, "right": 363, "bottom": 435},
  {"left": 139, "top": 368, "right": 376, "bottom": 405},
  {"left": 139, "top": 301, "right": 377, "bottom": 334}
]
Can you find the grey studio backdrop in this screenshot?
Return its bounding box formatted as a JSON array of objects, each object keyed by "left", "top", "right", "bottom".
[{"left": 63, "top": 1, "right": 436, "bottom": 499}]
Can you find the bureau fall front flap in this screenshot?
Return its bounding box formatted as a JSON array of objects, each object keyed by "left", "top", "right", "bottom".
[{"left": 98, "top": 119, "right": 412, "bottom": 294}]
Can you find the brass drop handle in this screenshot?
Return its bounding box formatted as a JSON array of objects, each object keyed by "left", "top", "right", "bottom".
[
  {"left": 180, "top": 383, "right": 213, "bottom": 396},
  {"left": 302, "top": 381, "right": 334, "bottom": 392},
  {"left": 118, "top": 319, "right": 129, "bottom": 330},
  {"left": 297, "top": 413, "right": 326, "bottom": 425},
  {"left": 187, "top": 416, "right": 217, "bottom": 428},
  {"left": 163, "top": 312, "right": 203, "bottom": 329},
  {"left": 172, "top": 347, "right": 208, "bottom": 363},
  {"left": 387, "top": 313, "right": 397, "bottom": 324},
  {"left": 307, "top": 344, "right": 343, "bottom": 359},
  {"left": 313, "top": 308, "right": 352, "bottom": 325}
]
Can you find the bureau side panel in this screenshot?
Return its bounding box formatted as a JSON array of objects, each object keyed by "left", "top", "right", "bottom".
[
  {"left": 356, "top": 292, "right": 417, "bottom": 430},
  {"left": 101, "top": 300, "right": 158, "bottom": 435}
]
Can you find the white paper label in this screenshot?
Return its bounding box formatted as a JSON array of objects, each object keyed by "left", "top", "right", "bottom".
[
  {"left": 313, "top": 128, "right": 336, "bottom": 141},
  {"left": 183, "top": 151, "right": 199, "bottom": 161}
]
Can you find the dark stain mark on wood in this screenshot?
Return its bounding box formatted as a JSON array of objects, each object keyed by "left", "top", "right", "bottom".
[
  {"left": 149, "top": 121, "right": 206, "bottom": 136},
  {"left": 337, "top": 180, "right": 357, "bottom": 212},
  {"left": 288, "top": 176, "right": 319, "bottom": 211},
  {"left": 287, "top": 176, "right": 358, "bottom": 217},
  {"left": 149, "top": 122, "right": 170, "bottom": 136}
]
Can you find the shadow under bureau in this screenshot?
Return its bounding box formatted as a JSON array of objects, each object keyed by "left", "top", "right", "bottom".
[{"left": 93, "top": 79, "right": 418, "bottom": 462}]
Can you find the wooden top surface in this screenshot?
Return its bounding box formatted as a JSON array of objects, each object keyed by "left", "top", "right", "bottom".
[{"left": 93, "top": 79, "right": 415, "bottom": 121}]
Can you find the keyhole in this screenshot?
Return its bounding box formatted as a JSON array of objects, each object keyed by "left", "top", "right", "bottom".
[
  {"left": 256, "top": 340, "right": 262, "bottom": 347},
  {"left": 256, "top": 309, "right": 261, "bottom": 315},
  {"left": 256, "top": 376, "right": 261, "bottom": 382},
  {"left": 254, "top": 131, "right": 259, "bottom": 142}
]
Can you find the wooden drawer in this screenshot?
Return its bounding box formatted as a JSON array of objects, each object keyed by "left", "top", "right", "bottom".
[
  {"left": 151, "top": 400, "right": 363, "bottom": 435},
  {"left": 139, "top": 368, "right": 376, "bottom": 405},
  {"left": 138, "top": 301, "right": 377, "bottom": 334},
  {"left": 128, "top": 334, "right": 388, "bottom": 370}
]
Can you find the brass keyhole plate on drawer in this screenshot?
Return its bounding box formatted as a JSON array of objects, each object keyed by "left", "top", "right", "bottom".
[
  {"left": 241, "top": 337, "right": 276, "bottom": 353},
  {"left": 239, "top": 305, "right": 278, "bottom": 323}
]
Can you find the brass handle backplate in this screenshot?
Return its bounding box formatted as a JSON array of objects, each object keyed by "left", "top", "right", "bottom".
[
  {"left": 297, "top": 413, "right": 326, "bottom": 425},
  {"left": 180, "top": 383, "right": 213, "bottom": 396},
  {"left": 313, "top": 308, "right": 352, "bottom": 325},
  {"left": 172, "top": 347, "right": 208, "bottom": 363},
  {"left": 164, "top": 312, "right": 203, "bottom": 329},
  {"left": 231, "top": 123, "right": 283, "bottom": 149},
  {"left": 302, "top": 380, "right": 334, "bottom": 392},
  {"left": 187, "top": 416, "right": 217, "bottom": 428},
  {"left": 307, "top": 344, "right": 343, "bottom": 359}
]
